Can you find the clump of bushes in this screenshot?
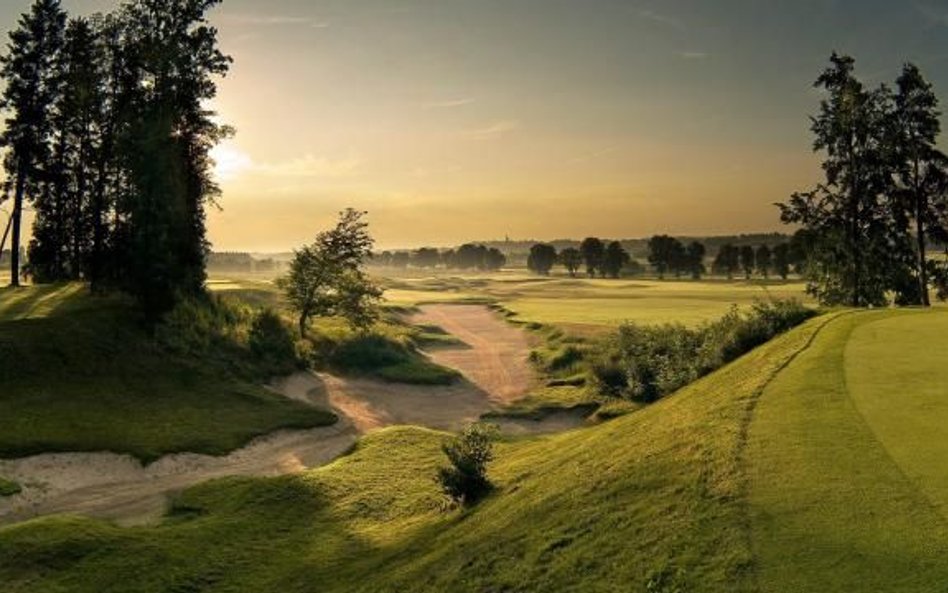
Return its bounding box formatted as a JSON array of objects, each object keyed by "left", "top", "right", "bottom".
[
  {"left": 591, "top": 299, "right": 815, "bottom": 402},
  {"left": 0, "top": 477, "right": 22, "bottom": 498},
  {"left": 438, "top": 423, "right": 497, "bottom": 506},
  {"left": 249, "top": 309, "right": 300, "bottom": 377},
  {"left": 320, "top": 334, "right": 460, "bottom": 386}
]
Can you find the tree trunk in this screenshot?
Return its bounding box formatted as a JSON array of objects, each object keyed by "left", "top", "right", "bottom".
[
  {"left": 299, "top": 313, "right": 308, "bottom": 339},
  {"left": 915, "top": 160, "right": 930, "bottom": 307},
  {"left": 9, "top": 169, "right": 26, "bottom": 287}
]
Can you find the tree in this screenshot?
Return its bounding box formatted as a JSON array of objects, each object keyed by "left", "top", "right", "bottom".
[
  {"left": 580, "top": 237, "right": 605, "bottom": 278},
  {"left": 713, "top": 244, "right": 740, "bottom": 279},
  {"left": 685, "top": 241, "right": 706, "bottom": 280},
  {"left": 602, "top": 241, "right": 630, "bottom": 279},
  {"left": 0, "top": 0, "right": 67, "bottom": 287},
  {"left": 456, "top": 243, "right": 486, "bottom": 270},
  {"left": 892, "top": 63, "right": 948, "bottom": 306},
  {"left": 413, "top": 247, "right": 440, "bottom": 268},
  {"left": 280, "top": 209, "right": 381, "bottom": 337},
  {"left": 756, "top": 245, "right": 773, "bottom": 279},
  {"left": 527, "top": 243, "right": 557, "bottom": 276},
  {"left": 438, "top": 423, "right": 497, "bottom": 506},
  {"left": 648, "top": 235, "right": 683, "bottom": 280},
  {"left": 773, "top": 243, "right": 791, "bottom": 280},
  {"left": 740, "top": 245, "right": 756, "bottom": 279},
  {"left": 484, "top": 247, "right": 506, "bottom": 271},
  {"left": 559, "top": 247, "right": 582, "bottom": 277},
  {"left": 779, "top": 53, "right": 898, "bottom": 307}
]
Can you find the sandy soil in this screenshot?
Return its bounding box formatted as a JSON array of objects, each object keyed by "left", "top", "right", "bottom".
[{"left": 0, "top": 305, "right": 581, "bottom": 527}]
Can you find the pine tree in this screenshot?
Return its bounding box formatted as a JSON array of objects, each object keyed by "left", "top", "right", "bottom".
[{"left": 0, "top": 0, "right": 67, "bottom": 286}]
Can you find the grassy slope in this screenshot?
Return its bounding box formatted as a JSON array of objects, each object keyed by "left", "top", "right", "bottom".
[
  {"left": 0, "top": 313, "right": 833, "bottom": 592},
  {"left": 747, "top": 310, "right": 948, "bottom": 592},
  {"left": 0, "top": 285, "right": 336, "bottom": 462}
]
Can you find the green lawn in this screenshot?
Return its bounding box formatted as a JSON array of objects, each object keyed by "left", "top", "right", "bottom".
[
  {"left": 0, "top": 309, "right": 833, "bottom": 592},
  {"left": 381, "top": 273, "right": 812, "bottom": 335},
  {"left": 747, "top": 309, "right": 948, "bottom": 592},
  {"left": 0, "top": 285, "right": 336, "bottom": 462}
]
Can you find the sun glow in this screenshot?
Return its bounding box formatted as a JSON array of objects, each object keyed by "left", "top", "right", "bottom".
[{"left": 210, "top": 143, "right": 253, "bottom": 182}]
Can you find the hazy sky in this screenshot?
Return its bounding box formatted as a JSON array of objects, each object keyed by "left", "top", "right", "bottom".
[{"left": 4, "top": 0, "right": 948, "bottom": 250}]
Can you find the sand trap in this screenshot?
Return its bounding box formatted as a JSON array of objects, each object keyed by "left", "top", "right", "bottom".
[{"left": 0, "top": 305, "right": 582, "bottom": 527}]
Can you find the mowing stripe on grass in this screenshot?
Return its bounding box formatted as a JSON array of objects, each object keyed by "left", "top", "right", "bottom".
[{"left": 747, "top": 311, "right": 948, "bottom": 593}]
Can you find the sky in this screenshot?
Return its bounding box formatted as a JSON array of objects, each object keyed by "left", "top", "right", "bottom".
[{"left": 4, "top": 0, "right": 948, "bottom": 251}]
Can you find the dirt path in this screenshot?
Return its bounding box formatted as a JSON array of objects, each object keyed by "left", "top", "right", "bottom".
[
  {"left": 411, "top": 304, "right": 536, "bottom": 403},
  {"left": 0, "top": 305, "right": 576, "bottom": 527}
]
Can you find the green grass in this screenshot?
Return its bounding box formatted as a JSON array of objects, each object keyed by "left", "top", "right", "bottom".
[
  {"left": 0, "top": 310, "right": 834, "bottom": 592},
  {"left": 0, "top": 477, "right": 21, "bottom": 498},
  {"left": 0, "top": 285, "right": 337, "bottom": 463},
  {"left": 747, "top": 309, "right": 948, "bottom": 592},
  {"left": 380, "top": 272, "right": 813, "bottom": 336}
]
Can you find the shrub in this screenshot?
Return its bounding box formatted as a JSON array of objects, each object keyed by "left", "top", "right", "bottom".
[
  {"left": 248, "top": 310, "right": 299, "bottom": 377},
  {"left": 593, "top": 299, "right": 815, "bottom": 402},
  {"left": 438, "top": 423, "right": 497, "bottom": 506},
  {"left": 0, "top": 477, "right": 21, "bottom": 498}
]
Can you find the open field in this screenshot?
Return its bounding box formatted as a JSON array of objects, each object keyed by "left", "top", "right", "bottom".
[{"left": 380, "top": 271, "right": 813, "bottom": 335}]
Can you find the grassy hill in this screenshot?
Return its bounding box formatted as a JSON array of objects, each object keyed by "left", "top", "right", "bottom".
[
  {"left": 0, "top": 285, "right": 336, "bottom": 462},
  {"left": 3, "top": 308, "right": 947, "bottom": 591}
]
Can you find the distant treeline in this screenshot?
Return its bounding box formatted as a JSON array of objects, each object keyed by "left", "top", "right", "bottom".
[
  {"left": 373, "top": 243, "right": 507, "bottom": 272},
  {"left": 370, "top": 234, "right": 807, "bottom": 281},
  {"left": 0, "top": 0, "right": 229, "bottom": 320},
  {"left": 207, "top": 252, "right": 281, "bottom": 274}
]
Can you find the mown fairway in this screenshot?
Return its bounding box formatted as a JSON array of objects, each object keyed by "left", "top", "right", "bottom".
[
  {"left": 0, "top": 285, "right": 336, "bottom": 462},
  {"left": 382, "top": 272, "right": 812, "bottom": 335}
]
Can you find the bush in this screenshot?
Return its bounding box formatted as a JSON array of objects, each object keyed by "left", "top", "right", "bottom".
[
  {"left": 438, "top": 423, "right": 497, "bottom": 506},
  {"left": 593, "top": 299, "right": 815, "bottom": 402},
  {"left": 0, "top": 477, "right": 21, "bottom": 498},
  {"left": 248, "top": 310, "right": 299, "bottom": 377}
]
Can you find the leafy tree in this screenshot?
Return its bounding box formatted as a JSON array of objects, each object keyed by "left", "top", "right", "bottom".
[
  {"left": 773, "top": 243, "right": 791, "bottom": 280},
  {"left": 740, "top": 245, "right": 756, "bottom": 279},
  {"left": 713, "top": 244, "right": 740, "bottom": 279},
  {"left": 686, "top": 241, "right": 706, "bottom": 280},
  {"left": 756, "top": 245, "right": 773, "bottom": 279},
  {"left": 602, "top": 241, "right": 630, "bottom": 279},
  {"left": 559, "top": 247, "right": 582, "bottom": 277},
  {"left": 527, "top": 243, "right": 557, "bottom": 276},
  {"left": 0, "top": 0, "right": 67, "bottom": 287},
  {"left": 580, "top": 237, "right": 605, "bottom": 278},
  {"left": 779, "top": 53, "right": 898, "bottom": 307},
  {"left": 484, "top": 247, "right": 506, "bottom": 271},
  {"left": 891, "top": 63, "right": 948, "bottom": 306},
  {"left": 438, "top": 423, "right": 497, "bottom": 506},
  {"left": 456, "top": 243, "right": 486, "bottom": 270},
  {"left": 413, "top": 247, "right": 440, "bottom": 269},
  {"left": 280, "top": 209, "right": 381, "bottom": 337},
  {"left": 648, "top": 235, "right": 684, "bottom": 280}
]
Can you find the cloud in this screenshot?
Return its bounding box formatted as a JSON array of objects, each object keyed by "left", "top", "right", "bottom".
[
  {"left": 464, "top": 120, "right": 521, "bottom": 140},
  {"left": 638, "top": 9, "right": 685, "bottom": 31},
  {"left": 423, "top": 98, "right": 476, "bottom": 109},
  {"left": 224, "top": 14, "right": 326, "bottom": 27},
  {"left": 914, "top": 2, "right": 948, "bottom": 26},
  {"left": 677, "top": 51, "right": 709, "bottom": 60}
]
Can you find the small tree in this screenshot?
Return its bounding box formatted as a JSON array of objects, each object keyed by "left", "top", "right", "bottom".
[
  {"left": 280, "top": 209, "right": 381, "bottom": 338},
  {"left": 686, "top": 241, "right": 706, "bottom": 280},
  {"left": 527, "top": 243, "right": 558, "bottom": 276},
  {"left": 756, "top": 245, "right": 773, "bottom": 279},
  {"left": 559, "top": 247, "right": 582, "bottom": 277},
  {"left": 740, "top": 245, "right": 756, "bottom": 279},
  {"left": 438, "top": 423, "right": 497, "bottom": 506},
  {"left": 580, "top": 237, "right": 605, "bottom": 278},
  {"left": 602, "top": 241, "right": 630, "bottom": 279},
  {"left": 773, "top": 243, "right": 791, "bottom": 280}
]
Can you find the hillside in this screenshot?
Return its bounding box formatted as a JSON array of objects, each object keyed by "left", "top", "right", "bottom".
[{"left": 3, "top": 309, "right": 947, "bottom": 591}]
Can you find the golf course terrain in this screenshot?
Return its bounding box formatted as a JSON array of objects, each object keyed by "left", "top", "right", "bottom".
[{"left": 3, "top": 277, "right": 948, "bottom": 591}]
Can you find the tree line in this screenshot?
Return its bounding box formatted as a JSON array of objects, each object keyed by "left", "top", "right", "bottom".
[
  {"left": 781, "top": 54, "right": 948, "bottom": 307},
  {"left": 373, "top": 243, "right": 507, "bottom": 272},
  {"left": 0, "top": 0, "right": 229, "bottom": 320}
]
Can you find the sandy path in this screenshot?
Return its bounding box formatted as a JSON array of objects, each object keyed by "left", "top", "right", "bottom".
[
  {"left": 411, "top": 304, "right": 536, "bottom": 403},
  {"left": 0, "top": 305, "right": 575, "bottom": 527}
]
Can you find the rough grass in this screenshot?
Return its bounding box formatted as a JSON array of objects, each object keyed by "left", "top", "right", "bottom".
[
  {"left": 0, "top": 285, "right": 337, "bottom": 463},
  {"left": 0, "top": 477, "right": 20, "bottom": 498},
  {"left": 0, "top": 312, "right": 833, "bottom": 592}
]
